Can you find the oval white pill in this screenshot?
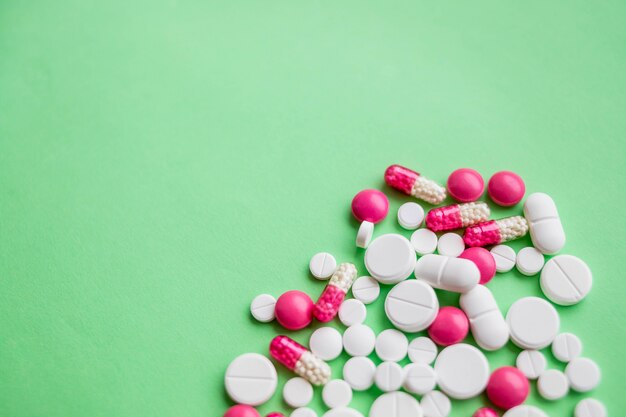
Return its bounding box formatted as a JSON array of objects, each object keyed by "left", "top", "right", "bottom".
[
  {"left": 310, "top": 327, "right": 343, "bottom": 361},
  {"left": 322, "top": 379, "right": 352, "bottom": 409},
  {"left": 434, "top": 344, "right": 489, "bottom": 400},
  {"left": 503, "top": 405, "right": 548, "bottom": 417},
  {"left": 403, "top": 363, "right": 436, "bottom": 395},
  {"left": 415, "top": 254, "right": 480, "bottom": 293},
  {"left": 565, "top": 357, "right": 601, "bottom": 392},
  {"left": 385, "top": 279, "right": 438, "bottom": 332},
  {"left": 411, "top": 228, "right": 438, "bottom": 256},
  {"left": 540, "top": 255, "right": 592, "bottom": 306},
  {"left": 459, "top": 285, "right": 509, "bottom": 351},
  {"left": 342, "top": 356, "right": 376, "bottom": 391},
  {"left": 291, "top": 408, "right": 318, "bottom": 417},
  {"left": 506, "top": 296, "right": 560, "bottom": 349},
  {"left": 224, "top": 353, "right": 277, "bottom": 406},
  {"left": 491, "top": 244, "right": 516, "bottom": 273},
  {"left": 321, "top": 407, "right": 364, "bottom": 417},
  {"left": 552, "top": 332, "right": 582, "bottom": 362},
  {"left": 516, "top": 350, "right": 546, "bottom": 380},
  {"left": 310, "top": 252, "right": 337, "bottom": 280},
  {"left": 575, "top": 398, "right": 607, "bottom": 417},
  {"left": 365, "top": 234, "right": 416, "bottom": 284},
  {"left": 250, "top": 294, "right": 276, "bottom": 323},
  {"left": 437, "top": 233, "right": 465, "bottom": 257},
  {"left": 524, "top": 192, "right": 566, "bottom": 255},
  {"left": 374, "top": 361, "right": 404, "bottom": 392},
  {"left": 537, "top": 369, "right": 569, "bottom": 400},
  {"left": 515, "top": 247, "right": 545, "bottom": 276},
  {"left": 375, "top": 329, "right": 408, "bottom": 362},
  {"left": 283, "top": 377, "right": 314, "bottom": 408},
  {"left": 369, "top": 391, "right": 423, "bottom": 417},
  {"left": 421, "top": 391, "right": 451, "bottom": 417},
  {"left": 351, "top": 276, "right": 380, "bottom": 304},
  {"left": 398, "top": 202, "right": 425, "bottom": 230},
  {"left": 342, "top": 324, "right": 376, "bottom": 357},
  {"left": 338, "top": 299, "right": 367, "bottom": 327},
  {"left": 356, "top": 221, "right": 374, "bottom": 249},
  {"left": 408, "top": 336, "right": 438, "bottom": 365}
]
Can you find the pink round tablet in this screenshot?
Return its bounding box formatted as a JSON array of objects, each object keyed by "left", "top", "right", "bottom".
[
  {"left": 459, "top": 247, "right": 496, "bottom": 285},
  {"left": 224, "top": 405, "right": 260, "bottom": 417},
  {"left": 274, "top": 290, "right": 314, "bottom": 331},
  {"left": 266, "top": 413, "right": 285, "bottom": 417},
  {"left": 486, "top": 366, "right": 529, "bottom": 410},
  {"left": 428, "top": 306, "right": 469, "bottom": 346},
  {"left": 472, "top": 408, "right": 499, "bottom": 417},
  {"left": 447, "top": 168, "right": 484, "bottom": 202},
  {"left": 488, "top": 171, "right": 525, "bottom": 206},
  {"left": 351, "top": 189, "right": 389, "bottom": 224}
]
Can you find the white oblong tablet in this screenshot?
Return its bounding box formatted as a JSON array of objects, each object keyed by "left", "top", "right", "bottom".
[
  {"left": 343, "top": 356, "right": 376, "bottom": 391},
  {"left": 459, "top": 285, "right": 509, "bottom": 351},
  {"left": 420, "top": 391, "right": 451, "bottom": 417},
  {"left": 506, "top": 296, "right": 560, "bottom": 349},
  {"left": 503, "top": 405, "right": 548, "bottom": 417},
  {"left": 434, "top": 344, "right": 489, "bottom": 400},
  {"left": 339, "top": 299, "right": 367, "bottom": 327},
  {"left": 224, "top": 353, "right": 277, "bottom": 405},
  {"left": 250, "top": 294, "right": 276, "bottom": 323},
  {"left": 537, "top": 369, "right": 569, "bottom": 400},
  {"left": 310, "top": 327, "right": 343, "bottom": 361},
  {"left": 310, "top": 252, "right": 337, "bottom": 280},
  {"left": 283, "top": 377, "right": 314, "bottom": 407},
  {"left": 398, "top": 202, "right": 425, "bottom": 230},
  {"left": 552, "top": 332, "right": 582, "bottom": 362},
  {"left": 374, "top": 361, "right": 404, "bottom": 392},
  {"left": 343, "top": 324, "right": 376, "bottom": 357},
  {"left": 515, "top": 247, "right": 545, "bottom": 276},
  {"left": 351, "top": 276, "right": 380, "bottom": 304},
  {"left": 408, "top": 337, "right": 438, "bottom": 365},
  {"left": 437, "top": 233, "right": 465, "bottom": 257},
  {"left": 322, "top": 407, "right": 364, "bottom": 417},
  {"left": 322, "top": 379, "right": 352, "bottom": 409},
  {"left": 404, "top": 363, "right": 436, "bottom": 395},
  {"left": 365, "top": 234, "right": 416, "bottom": 284},
  {"left": 491, "top": 244, "right": 516, "bottom": 273},
  {"left": 414, "top": 254, "right": 479, "bottom": 293},
  {"left": 369, "top": 391, "right": 423, "bottom": 417},
  {"left": 291, "top": 408, "right": 318, "bottom": 417},
  {"left": 524, "top": 192, "right": 566, "bottom": 255},
  {"left": 516, "top": 350, "right": 546, "bottom": 380},
  {"left": 356, "top": 221, "right": 374, "bottom": 249},
  {"left": 411, "top": 228, "right": 438, "bottom": 256},
  {"left": 375, "top": 329, "right": 408, "bottom": 362},
  {"left": 385, "top": 279, "right": 438, "bottom": 333},
  {"left": 575, "top": 398, "right": 607, "bottom": 417},
  {"left": 565, "top": 357, "right": 601, "bottom": 392},
  {"left": 540, "top": 255, "right": 592, "bottom": 305}
]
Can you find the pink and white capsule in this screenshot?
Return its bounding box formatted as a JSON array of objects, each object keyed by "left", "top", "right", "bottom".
[
  {"left": 426, "top": 202, "right": 490, "bottom": 232},
  {"left": 313, "top": 263, "right": 357, "bottom": 322},
  {"left": 384, "top": 164, "right": 447, "bottom": 205},
  {"left": 269, "top": 335, "right": 331, "bottom": 386},
  {"left": 463, "top": 216, "right": 528, "bottom": 247}
]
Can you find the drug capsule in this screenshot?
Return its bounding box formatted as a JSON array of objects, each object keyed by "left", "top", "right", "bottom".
[
  {"left": 269, "top": 335, "right": 331, "bottom": 386},
  {"left": 426, "top": 202, "right": 490, "bottom": 232},
  {"left": 313, "top": 263, "right": 357, "bottom": 322},
  {"left": 384, "top": 164, "right": 446, "bottom": 205},
  {"left": 463, "top": 216, "right": 528, "bottom": 247}
]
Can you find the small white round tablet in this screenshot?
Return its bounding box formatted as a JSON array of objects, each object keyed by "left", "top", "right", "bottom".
[
  {"left": 356, "top": 221, "right": 374, "bottom": 249},
  {"left": 506, "top": 296, "right": 560, "bottom": 349},
  {"left": 338, "top": 299, "right": 367, "bottom": 327},
  {"left": 283, "top": 377, "right": 314, "bottom": 408},
  {"left": 404, "top": 363, "right": 437, "bottom": 395},
  {"left": 434, "top": 343, "right": 489, "bottom": 400},
  {"left": 310, "top": 252, "right": 337, "bottom": 280},
  {"left": 551, "top": 332, "right": 582, "bottom": 362},
  {"left": 575, "top": 398, "right": 607, "bottom": 417},
  {"left": 342, "top": 324, "right": 376, "bottom": 357},
  {"left": 437, "top": 233, "right": 465, "bottom": 257},
  {"left": 398, "top": 202, "right": 425, "bottom": 230},
  {"left": 342, "top": 356, "right": 376, "bottom": 391},
  {"left": 250, "top": 294, "right": 276, "bottom": 322},
  {"left": 224, "top": 353, "right": 277, "bottom": 405},
  {"left": 537, "top": 369, "right": 569, "bottom": 400},
  {"left": 411, "top": 228, "right": 438, "bottom": 256},
  {"left": 503, "top": 405, "right": 548, "bottom": 417},
  {"left": 369, "top": 391, "right": 423, "bottom": 417},
  {"left": 375, "top": 329, "right": 408, "bottom": 362},
  {"left": 365, "top": 234, "right": 416, "bottom": 284},
  {"left": 375, "top": 361, "right": 404, "bottom": 392},
  {"left": 408, "top": 337, "right": 438, "bottom": 365},
  {"left": 321, "top": 408, "right": 364, "bottom": 417},
  {"left": 566, "top": 357, "right": 601, "bottom": 392},
  {"left": 351, "top": 276, "right": 380, "bottom": 304},
  {"left": 291, "top": 408, "right": 318, "bottom": 417},
  {"left": 540, "top": 255, "right": 593, "bottom": 305},
  {"left": 385, "top": 279, "right": 438, "bottom": 332},
  {"left": 516, "top": 350, "right": 546, "bottom": 380},
  {"left": 421, "top": 391, "right": 451, "bottom": 417},
  {"left": 322, "top": 379, "right": 352, "bottom": 409},
  {"left": 516, "top": 247, "right": 545, "bottom": 276},
  {"left": 491, "top": 244, "right": 516, "bottom": 273},
  {"left": 310, "top": 327, "right": 343, "bottom": 361}
]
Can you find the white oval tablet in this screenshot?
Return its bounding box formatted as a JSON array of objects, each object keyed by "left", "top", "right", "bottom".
[
  {"left": 408, "top": 337, "right": 438, "bottom": 365},
  {"left": 575, "top": 398, "right": 607, "bottom": 417},
  {"left": 420, "top": 391, "right": 451, "bottom": 417},
  {"left": 343, "top": 356, "right": 376, "bottom": 391},
  {"left": 459, "top": 285, "right": 509, "bottom": 351},
  {"left": 411, "top": 228, "right": 438, "bottom": 256},
  {"left": 375, "top": 329, "right": 408, "bottom": 362},
  {"left": 369, "top": 391, "right": 423, "bottom": 417},
  {"left": 565, "top": 357, "right": 601, "bottom": 392},
  {"left": 374, "top": 361, "right": 404, "bottom": 392},
  {"left": 540, "top": 255, "right": 592, "bottom": 306},
  {"left": 516, "top": 247, "right": 545, "bottom": 276},
  {"left": 310, "top": 252, "right": 337, "bottom": 280},
  {"left": 503, "top": 405, "right": 548, "bottom": 417},
  {"left": 404, "top": 363, "right": 437, "bottom": 395},
  {"left": 322, "top": 408, "right": 364, "bottom": 417},
  {"left": 250, "top": 294, "right": 276, "bottom": 323},
  {"left": 291, "top": 408, "right": 318, "bottom": 417},
  {"left": 310, "top": 327, "right": 343, "bottom": 361},
  {"left": 415, "top": 254, "right": 480, "bottom": 293},
  {"left": 343, "top": 324, "right": 376, "bottom": 357},
  {"left": 365, "top": 234, "right": 416, "bottom": 284},
  {"left": 356, "top": 221, "right": 374, "bottom": 249},
  {"left": 537, "top": 369, "right": 569, "bottom": 400},
  {"left": 516, "top": 350, "right": 546, "bottom": 380},
  {"left": 339, "top": 299, "right": 367, "bottom": 327},
  {"left": 385, "top": 279, "right": 438, "bottom": 332},
  {"left": 506, "top": 297, "right": 560, "bottom": 349},
  {"left": 437, "top": 233, "right": 465, "bottom": 257},
  {"left": 491, "top": 244, "right": 516, "bottom": 273},
  {"left": 398, "top": 202, "right": 425, "bottom": 230},
  {"left": 434, "top": 344, "right": 489, "bottom": 400},
  {"left": 351, "top": 276, "right": 380, "bottom": 304},
  {"left": 283, "top": 377, "right": 314, "bottom": 407},
  {"left": 224, "top": 353, "right": 277, "bottom": 405},
  {"left": 322, "top": 379, "right": 352, "bottom": 409},
  {"left": 552, "top": 332, "right": 582, "bottom": 362},
  {"left": 524, "top": 192, "right": 566, "bottom": 255}
]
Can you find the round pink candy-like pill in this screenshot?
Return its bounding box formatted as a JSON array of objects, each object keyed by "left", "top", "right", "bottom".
[
  {"left": 488, "top": 171, "right": 525, "bottom": 206},
  {"left": 351, "top": 189, "right": 389, "bottom": 224},
  {"left": 447, "top": 168, "right": 485, "bottom": 202},
  {"left": 224, "top": 405, "right": 261, "bottom": 417},
  {"left": 266, "top": 413, "right": 285, "bottom": 417},
  {"left": 486, "top": 366, "right": 529, "bottom": 410},
  {"left": 459, "top": 247, "right": 496, "bottom": 285},
  {"left": 472, "top": 407, "right": 499, "bottom": 417},
  {"left": 428, "top": 306, "right": 469, "bottom": 346},
  {"left": 274, "top": 290, "right": 314, "bottom": 331}
]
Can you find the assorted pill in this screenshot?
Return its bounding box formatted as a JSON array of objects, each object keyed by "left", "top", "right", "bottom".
[
  {"left": 408, "top": 336, "right": 438, "bottom": 365},
  {"left": 270, "top": 336, "right": 330, "bottom": 386},
  {"left": 488, "top": 171, "right": 525, "bottom": 206},
  {"left": 225, "top": 353, "right": 278, "bottom": 405},
  {"left": 460, "top": 285, "right": 509, "bottom": 351},
  {"left": 403, "top": 363, "right": 437, "bottom": 395},
  {"left": 283, "top": 377, "right": 314, "bottom": 408},
  {"left": 436, "top": 232, "right": 465, "bottom": 257},
  {"left": 374, "top": 361, "right": 404, "bottom": 392},
  {"left": 364, "top": 234, "right": 416, "bottom": 284},
  {"left": 551, "top": 332, "right": 582, "bottom": 362},
  {"left": 575, "top": 398, "right": 607, "bottom": 417},
  {"left": 250, "top": 294, "right": 277, "bottom": 323},
  {"left": 369, "top": 391, "right": 422, "bottom": 417},
  {"left": 427, "top": 306, "right": 469, "bottom": 346},
  {"left": 490, "top": 244, "right": 516, "bottom": 273},
  {"left": 375, "top": 329, "right": 408, "bottom": 362},
  {"left": 355, "top": 221, "right": 374, "bottom": 248},
  {"left": 309, "top": 327, "right": 343, "bottom": 361},
  {"left": 515, "top": 247, "right": 545, "bottom": 276},
  {"left": 351, "top": 189, "right": 389, "bottom": 224},
  {"left": 426, "top": 202, "right": 490, "bottom": 232},
  {"left": 524, "top": 192, "right": 566, "bottom": 254},
  {"left": 464, "top": 216, "right": 529, "bottom": 247},
  {"left": 540, "top": 255, "right": 592, "bottom": 305},
  {"left": 434, "top": 344, "right": 489, "bottom": 399},
  {"left": 385, "top": 279, "right": 438, "bottom": 332},
  {"left": 515, "top": 350, "right": 546, "bottom": 380},
  {"left": 342, "top": 324, "right": 376, "bottom": 357},
  {"left": 275, "top": 290, "right": 314, "bottom": 331},
  {"left": 447, "top": 168, "right": 484, "bottom": 203},
  {"left": 338, "top": 299, "right": 366, "bottom": 327},
  {"left": 384, "top": 164, "right": 446, "bottom": 204},
  {"left": 314, "top": 263, "right": 357, "bottom": 322},
  {"left": 458, "top": 247, "right": 496, "bottom": 285},
  {"left": 309, "top": 252, "right": 337, "bottom": 280},
  {"left": 342, "top": 357, "right": 376, "bottom": 391},
  {"left": 486, "top": 366, "right": 529, "bottom": 409},
  {"left": 410, "top": 228, "right": 438, "bottom": 255},
  {"left": 397, "top": 202, "right": 425, "bottom": 229},
  {"left": 506, "top": 297, "right": 560, "bottom": 349},
  {"left": 537, "top": 369, "right": 569, "bottom": 400},
  {"left": 565, "top": 357, "right": 601, "bottom": 392},
  {"left": 415, "top": 254, "right": 480, "bottom": 293},
  {"left": 291, "top": 408, "right": 318, "bottom": 417},
  {"left": 350, "top": 276, "right": 380, "bottom": 304},
  {"left": 421, "top": 391, "right": 451, "bottom": 417},
  {"left": 322, "top": 380, "right": 352, "bottom": 409}
]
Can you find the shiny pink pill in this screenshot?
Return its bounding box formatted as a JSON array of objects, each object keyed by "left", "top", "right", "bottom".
[
  {"left": 459, "top": 247, "right": 496, "bottom": 285},
  {"left": 447, "top": 168, "right": 484, "bottom": 202},
  {"left": 266, "top": 414, "right": 285, "bottom": 417},
  {"left": 472, "top": 408, "right": 499, "bottom": 417},
  {"left": 351, "top": 189, "right": 389, "bottom": 224},
  {"left": 224, "top": 405, "right": 260, "bottom": 417},
  {"left": 488, "top": 171, "right": 525, "bottom": 206},
  {"left": 274, "top": 290, "right": 314, "bottom": 330},
  {"left": 486, "top": 366, "right": 529, "bottom": 410},
  {"left": 428, "top": 306, "right": 469, "bottom": 346}
]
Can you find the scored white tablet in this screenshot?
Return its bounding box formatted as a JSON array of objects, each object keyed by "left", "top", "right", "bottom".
[
  {"left": 224, "top": 353, "right": 277, "bottom": 406},
  {"left": 351, "top": 276, "right": 380, "bottom": 304}
]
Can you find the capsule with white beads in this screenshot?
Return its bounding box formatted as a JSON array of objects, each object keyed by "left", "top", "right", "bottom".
[
  {"left": 384, "top": 164, "right": 446, "bottom": 205},
  {"left": 313, "top": 263, "right": 357, "bottom": 322},
  {"left": 463, "top": 216, "right": 528, "bottom": 247},
  {"left": 269, "top": 335, "right": 331, "bottom": 386},
  {"left": 426, "top": 202, "right": 490, "bottom": 232}
]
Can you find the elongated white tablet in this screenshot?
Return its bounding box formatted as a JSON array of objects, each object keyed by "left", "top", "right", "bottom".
[
  {"left": 408, "top": 337, "right": 438, "bottom": 364},
  {"left": 343, "top": 324, "right": 376, "bottom": 357},
  {"left": 365, "top": 234, "right": 416, "bottom": 284},
  {"left": 322, "top": 379, "right": 352, "bottom": 409},
  {"left": 310, "top": 252, "right": 337, "bottom": 280},
  {"left": 524, "top": 192, "right": 566, "bottom": 254},
  {"left": 398, "top": 202, "right": 425, "bottom": 230},
  {"left": 403, "top": 363, "right": 437, "bottom": 395},
  {"left": 421, "top": 391, "right": 451, "bottom": 417},
  {"left": 506, "top": 297, "right": 560, "bottom": 349},
  {"left": 516, "top": 247, "right": 545, "bottom": 276},
  {"left": 540, "top": 255, "right": 592, "bottom": 305},
  {"left": 575, "top": 398, "right": 607, "bottom": 417},
  {"left": 385, "top": 279, "right": 438, "bottom": 332},
  {"left": 516, "top": 350, "right": 546, "bottom": 379},
  {"left": 491, "top": 244, "right": 516, "bottom": 273},
  {"left": 343, "top": 356, "right": 376, "bottom": 391},
  {"left": 351, "top": 276, "right": 380, "bottom": 304},
  {"left": 369, "top": 391, "right": 423, "bottom": 417},
  {"left": 356, "top": 221, "right": 374, "bottom": 248},
  {"left": 322, "top": 407, "right": 364, "bottom": 417},
  {"left": 552, "top": 332, "right": 582, "bottom": 362},
  {"left": 434, "top": 344, "right": 489, "bottom": 400},
  {"left": 566, "top": 357, "right": 601, "bottom": 392},
  {"left": 459, "top": 285, "right": 509, "bottom": 351},
  {"left": 224, "top": 353, "right": 277, "bottom": 405},
  {"left": 415, "top": 254, "right": 479, "bottom": 293},
  {"left": 375, "top": 361, "right": 404, "bottom": 392},
  {"left": 339, "top": 299, "right": 367, "bottom": 326},
  {"left": 537, "top": 369, "right": 569, "bottom": 400},
  {"left": 411, "top": 228, "right": 438, "bottom": 255},
  {"left": 283, "top": 377, "right": 314, "bottom": 407},
  {"left": 503, "top": 405, "right": 548, "bottom": 417},
  {"left": 375, "top": 329, "right": 408, "bottom": 362},
  {"left": 310, "top": 327, "right": 343, "bottom": 361},
  {"left": 437, "top": 233, "right": 465, "bottom": 257},
  {"left": 250, "top": 294, "right": 276, "bottom": 322},
  {"left": 291, "top": 408, "right": 318, "bottom": 417}
]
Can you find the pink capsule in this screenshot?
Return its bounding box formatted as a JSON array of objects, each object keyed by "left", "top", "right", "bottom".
[
  {"left": 426, "top": 202, "right": 490, "bottom": 232},
  {"left": 384, "top": 164, "right": 446, "bottom": 205},
  {"left": 266, "top": 413, "right": 285, "bottom": 417},
  {"left": 313, "top": 263, "right": 357, "bottom": 322},
  {"left": 269, "top": 335, "right": 331, "bottom": 386},
  {"left": 463, "top": 216, "right": 528, "bottom": 247}
]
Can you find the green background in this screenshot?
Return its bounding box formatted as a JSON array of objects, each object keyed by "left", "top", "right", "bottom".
[{"left": 1, "top": 1, "right": 625, "bottom": 416}]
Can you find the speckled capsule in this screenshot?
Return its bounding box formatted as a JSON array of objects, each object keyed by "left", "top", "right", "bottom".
[
  {"left": 426, "top": 202, "right": 490, "bottom": 232},
  {"left": 269, "top": 335, "right": 331, "bottom": 386},
  {"left": 313, "top": 263, "right": 357, "bottom": 322},
  {"left": 384, "top": 164, "right": 446, "bottom": 205},
  {"left": 463, "top": 216, "right": 528, "bottom": 247}
]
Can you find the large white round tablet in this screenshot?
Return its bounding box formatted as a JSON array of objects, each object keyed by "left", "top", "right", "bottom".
[
  {"left": 537, "top": 369, "right": 569, "bottom": 400},
  {"left": 351, "top": 276, "right": 380, "bottom": 304},
  {"left": 343, "top": 324, "right": 376, "bottom": 357},
  {"left": 322, "top": 408, "right": 364, "bottom": 417},
  {"left": 540, "top": 255, "right": 593, "bottom": 305},
  {"left": 339, "top": 299, "right": 367, "bottom": 327},
  {"left": 516, "top": 247, "right": 545, "bottom": 276},
  {"left": 310, "top": 327, "right": 343, "bottom": 361},
  {"left": 322, "top": 379, "right": 353, "bottom": 409},
  {"left": 551, "top": 332, "right": 582, "bottom": 362},
  {"left": 356, "top": 221, "right": 374, "bottom": 249},
  {"left": 365, "top": 234, "right": 416, "bottom": 284},
  {"left": 369, "top": 391, "right": 423, "bottom": 417},
  {"left": 224, "top": 353, "right": 277, "bottom": 405},
  {"left": 404, "top": 363, "right": 436, "bottom": 395},
  {"left": 565, "top": 357, "right": 601, "bottom": 392},
  {"left": 437, "top": 233, "right": 465, "bottom": 257},
  {"left": 375, "top": 329, "right": 408, "bottom": 362},
  {"left": 575, "top": 398, "right": 607, "bottom": 417},
  {"left": 411, "top": 228, "right": 438, "bottom": 256},
  {"left": 385, "top": 279, "right": 438, "bottom": 332},
  {"left": 515, "top": 350, "right": 546, "bottom": 380},
  {"left": 250, "top": 294, "right": 276, "bottom": 323},
  {"left": 343, "top": 356, "right": 376, "bottom": 391},
  {"left": 434, "top": 343, "right": 489, "bottom": 400},
  {"left": 420, "top": 391, "right": 451, "bottom": 417},
  {"left": 506, "top": 297, "right": 560, "bottom": 349},
  {"left": 291, "top": 408, "right": 318, "bottom": 417},
  {"left": 408, "top": 337, "right": 438, "bottom": 364},
  {"left": 503, "top": 405, "right": 548, "bottom": 417},
  {"left": 310, "top": 252, "right": 337, "bottom": 280},
  {"left": 374, "top": 361, "right": 404, "bottom": 392},
  {"left": 491, "top": 245, "right": 516, "bottom": 273},
  {"left": 398, "top": 202, "right": 425, "bottom": 230},
  {"left": 283, "top": 377, "right": 314, "bottom": 407}
]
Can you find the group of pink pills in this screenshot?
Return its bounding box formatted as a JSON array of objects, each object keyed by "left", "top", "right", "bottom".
[{"left": 224, "top": 165, "right": 604, "bottom": 417}]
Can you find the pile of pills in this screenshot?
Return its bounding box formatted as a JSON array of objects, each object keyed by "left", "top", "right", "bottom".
[{"left": 224, "top": 165, "right": 604, "bottom": 417}]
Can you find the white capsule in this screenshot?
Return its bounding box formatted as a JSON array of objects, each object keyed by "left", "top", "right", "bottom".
[
  {"left": 414, "top": 254, "right": 479, "bottom": 293},
  {"left": 459, "top": 285, "right": 509, "bottom": 350},
  {"left": 524, "top": 192, "right": 566, "bottom": 255}
]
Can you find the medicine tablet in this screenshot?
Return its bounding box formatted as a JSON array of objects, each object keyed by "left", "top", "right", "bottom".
[
  {"left": 565, "top": 357, "right": 601, "bottom": 392},
  {"left": 575, "top": 398, "right": 607, "bottom": 417},
  {"left": 374, "top": 361, "right": 404, "bottom": 392},
  {"left": 342, "top": 356, "right": 376, "bottom": 391},
  {"left": 506, "top": 297, "right": 560, "bottom": 350},
  {"left": 375, "top": 329, "right": 408, "bottom": 362},
  {"left": 459, "top": 285, "right": 509, "bottom": 351},
  {"left": 408, "top": 337, "right": 438, "bottom": 364},
  {"left": 434, "top": 343, "right": 489, "bottom": 400},
  {"left": 356, "top": 221, "right": 374, "bottom": 249},
  {"left": 385, "top": 279, "right": 438, "bottom": 332},
  {"left": 351, "top": 276, "right": 380, "bottom": 304},
  {"left": 309, "top": 327, "right": 343, "bottom": 361},
  {"left": 322, "top": 379, "right": 352, "bottom": 409},
  {"left": 283, "top": 377, "right": 314, "bottom": 408},
  {"left": 225, "top": 353, "right": 278, "bottom": 406},
  {"left": 250, "top": 294, "right": 276, "bottom": 323},
  {"left": 398, "top": 202, "right": 425, "bottom": 229},
  {"left": 537, "top": 369, "right": 569, "bottom": 400},
  {"left": 502, "top": 405, "right": 548, "bottom": 417},
  {"left": 291, "top": 408, "right": 318, "bottom": 417},
  {"left": 540, "top": 255, "right": 592, "bottom": 306},
  {"left": 342, "top": 324, "right": 376, "bottom": 357},
  {"left": 515, "top": 247, "right": 545, "bottom": 276},
  {"left": 515, "top": 350, "right": 546, "bottom": 379},
  {"left": 321, "top": 408, "right": 364, "bottom": 417},
  {"left": 421, "top": 391, "right": 451, "bottom": 417},
  {"left": 310, "top": 252, "right": 337, "bottom": 280},
  {"left": 551, "top": 332, "right": 582, "bottom": 362},
  {"left": 369, "top": 391, "right": 423, "bottom": 417},
  {"left": 338, "top": 299, "right": 367, "bottom": 327},
  {"left": 524, "top": 192, "right": 566, "bottom": 255},
  {"left": 365, "top": 234, "right": 416, "bottom": 284},
  {"left": 411, "top": 229, "right": 438, "bottom": 255},
  {"left": 491, "top": 245, "right": 516, "bottom": 273},
  {"left": 437, "top": 233, "right": 465, "bottom": 257},
  {"left": 414, "top": 254, "right": 480, "bottom": 293},
  {"left": 404, "top": 363, "right": 437, "bottom": 395}
]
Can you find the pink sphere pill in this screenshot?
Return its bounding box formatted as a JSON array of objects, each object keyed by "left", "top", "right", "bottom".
[
  {"left": 224, "top": 405, "right": 261, "bottom": 417},
  {"left": 428, "top": 306, "right": 469, "bottom": 346},
  {"left": 351, "top": 189, "right": 389, "bottom": 224},
  {"left": 488, "top": 171, "right": 525, "bottom": 206},
  {"left": 266, "top": 414, "right": 285, "bottom": 417},
  {"left": 447, "top": 168, "right": 484, "bottom": 202},
  {"left": 459, "top": 247, "right": 497, "bottom": 285},
  {"left": 486, "top": 366, "right": 529, "bottom": 410},
  {"left": 472, "top": 408, "right": 499, "bottom": 417},
  {"left": 274, "top": 290, "right": 314, "bottom": 331}
]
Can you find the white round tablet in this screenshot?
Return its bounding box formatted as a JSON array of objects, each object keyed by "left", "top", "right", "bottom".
[
  {"left": 506, "top": 296, "right": 560, "bottom": 349},
  {"left": 421, "top": 391, "right": 451, "bottom": 417},
  {"left": 516, "top": 350, "right": 546, "bottom": 380},
  {"left": 356, "top": 221, "right": 374, "bottom": 249},
  {"left": 365, "top": 234, "right": 416, "bottom": 284},
  {"left": 408, "top": 337, "right": 438, "bottom": 364},
  {"left": 375, "top": 361, "right": 404, "bottom": 392},
  {"left": 516, "top": 247, "right": 545, "bottom": 276},
  {"left": 434, "top": 344, "right": 489, "bottom": 400},
  {"left": 310, "top": 252, "right": 337, "bottom": 280},
  {"left": 385, "top": 279, "right": 438, "bottom": 332},
  {"left": 575, "top": 398, "right": 607, "bottom": 417},
  {"left": 369, "top": 391, "right": 423, "bottom": 417},
  {"left": 551, "top": 332, "right": 582, "bottom": 362},
  {"left": 537, "top": 369, "right": 569, "bottom": 400},
  {"left": 338, "top": 299, "right": 367, "bottom": 327},
  {"left": 283, "top": 377, "right": 314, "bottom": 408},
  {"left": 503, "top": 405, "right": 548, "bottom": 417},
  {"left": 250, "top": 294, "right": 276, "bottom": 323},
  {"left": 565, "top": 357, "right": 601, "bottom": 392},
  {"left": 342, "top": 356, "right": 376, "bottom": 391},
  {"left": 398, "top": 202, "right": 425, "bottom": 230},
  {"left": 291, "top": 408, "right": 318, "bottom": 417},
  {"left": 351, "top": 276, "right": 380, "bottom": 304},
  {"left": 540, "top": 255, "right": 593, "bottom": 305},
  {"left": 404, "top": 363, "right": 436, "bottom": 395},
  {"left": 342, "top": 324, "right": 376, "bottom": 357},
  {"left": 309, "top": 327, "right": 343, "bottom": 361},
  {"left": 411, "top": 228, "right": 438, "bottom": 256},
  {"left": 375, "top": 329, "right": 408, "bottom": 362},
  {"left": 321, "top": 408, "right": 364, "bottom": 417},
  {"left": 491, "top": 244, "right": 516, "bottom": 273},
  {"left": 322, "top": 379, "right": 352, "bottom": 409},
  {"left": 224, "top": 353, "right": 277, "bottom": 405},
  {"left": 437, "top": 233, "right": 465, "bottom": 257}
]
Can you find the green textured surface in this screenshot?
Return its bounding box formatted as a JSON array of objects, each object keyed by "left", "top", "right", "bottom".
[{"left": 1, "top": 1, "right": 625, "bottom": 416}]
